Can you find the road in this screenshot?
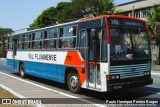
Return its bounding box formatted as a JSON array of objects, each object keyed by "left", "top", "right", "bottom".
[{"left": 0, "top": 58, "right": 160, "bottom": 105}]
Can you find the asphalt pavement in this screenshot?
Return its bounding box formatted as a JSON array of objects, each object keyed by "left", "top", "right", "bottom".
[{"left": 0, "top": 58, "right": 160, "bottom": 107}]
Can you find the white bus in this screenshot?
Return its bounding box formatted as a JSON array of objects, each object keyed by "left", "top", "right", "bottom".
[{"left": 7, "top": 15, "right": 153, "bottom": 93}]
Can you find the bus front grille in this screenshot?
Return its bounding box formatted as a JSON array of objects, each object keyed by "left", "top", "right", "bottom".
[{"left": 110, "top": 63, "right": 151, "bottom": 79}]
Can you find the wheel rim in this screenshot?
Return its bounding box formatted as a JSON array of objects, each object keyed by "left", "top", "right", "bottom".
[{"left": 69, "top": 75, "right": 78, "bottom": 88}]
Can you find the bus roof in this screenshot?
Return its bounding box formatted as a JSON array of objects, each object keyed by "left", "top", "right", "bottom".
[
  {"left": 10, "top": 20, "right": 79, "bottom": 36},
  {"left": 80, "top": 15, "right": 145, "bottom": 23},
  {"left": 10, "top": 15, "right": 145, "bottom": 36}
]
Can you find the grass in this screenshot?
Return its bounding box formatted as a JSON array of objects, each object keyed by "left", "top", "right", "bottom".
[
  {"left": 0, "top": 88, "right": 32, "bottom": 107},
  {"left": 0, "top": 88, "right": 16, "bottom": 98}
]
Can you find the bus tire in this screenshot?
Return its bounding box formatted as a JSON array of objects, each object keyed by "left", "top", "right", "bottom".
[
  {"left": 19, "top": 64, "right": 25, "bottom": 78},
  {"left": 67, "top": 71, "right": 81, "bottom": 93}
]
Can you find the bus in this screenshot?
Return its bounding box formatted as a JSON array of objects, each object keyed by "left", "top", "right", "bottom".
[{"left": 7, "top": 15, "right": 153, "bottom": 93}]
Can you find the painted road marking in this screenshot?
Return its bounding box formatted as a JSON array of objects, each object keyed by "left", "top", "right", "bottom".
[
  {"left": 146, "top": 91, "right": 160, "bottom": 95},
  {"left": 0, "top": 84, "right": 45, "bottom": 107},
  {"left": 151, "top": 73, "right": 160, "bottom": 75},
  {"left": 0, "top": 72, "right": 105, "bottom": 107},
  {"left": 0, "top": 84, "right": 25, "bottom": 98}
]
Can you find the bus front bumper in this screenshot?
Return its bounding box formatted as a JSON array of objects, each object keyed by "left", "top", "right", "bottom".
[{"left": 107, "top": 77, "right": 153, "bottom": 91}]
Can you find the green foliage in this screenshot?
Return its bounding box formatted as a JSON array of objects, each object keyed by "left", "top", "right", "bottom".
[
  {"left": 29, "top": 0, "right": 115, "bottom": 30},
  {"left": 56, "top": 2, "right": 82, "bottom": 23},
  {"left": 147, "top": 5, "right": 160, "bottom": 45},
  {"left": 147, "top": 5, "right": 160, "bottom": 64},
  {"left": 72, "top": 0, "right": 115, "bottom": 17},
  {"left": 0, "top": 28, "right": 13, "bottom": 57},
  {"left": 29, "top": 7, "right": 57, "bottom": 30},
  {"left": 0, "top": 47, "right": 6, "bottom": 58}
]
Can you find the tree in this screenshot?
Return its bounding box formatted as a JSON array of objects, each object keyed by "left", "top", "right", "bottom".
[
  {"left": 29, "top": 0, "right": 116, "bottom": 30},
  {"left": 29, "top": 7, "right": 57, "bottom": 30},
  {"left": 0, "top": 28, "right": 13, "bottom": 57},
  {"left": 72, "top": 0, "right": 115, "bottom": 17},
  {"left": 56, "top": 2, "right": 82, "bottom": 23},
  {"left": 147, "top": 5, "right": 160, "bottom": 64}
]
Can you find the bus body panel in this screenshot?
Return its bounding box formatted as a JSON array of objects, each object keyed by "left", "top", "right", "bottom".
[
  {"left": 7, "top": 59, "right": 14, "bottom": 68},
  {"left": 6, "top": 50, "right": 84, "bottom": 84}
]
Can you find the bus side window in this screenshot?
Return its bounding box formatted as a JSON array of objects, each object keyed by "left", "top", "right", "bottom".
[
  {"left": 43, "top": 29, "right": 57, "bottom": 49},
  {"left": 8, "top": 37, "right": 13, "bottom": 50},
  {"left": 32, "top": 32, "right": 42, "bottom": 49},
  {"left": 43, "top": 31, "right": 48, "bottom": 49},
  {"left": 17, "top": 35, "right": 22, "bottom": 49},
  {"left": 79, "top": 30, "right": 87, "bottom": 59},
  {"left": 22, "top": 33, "right": 31, "bottom": 49},
  {"left": 58, "top": 25, "right": 77, "bottom": 49},
  {"left": 32, "top": 33, "right": 35, "bottom": 49}
]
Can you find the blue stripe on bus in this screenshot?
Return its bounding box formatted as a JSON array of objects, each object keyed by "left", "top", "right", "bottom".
[
  {"left": 7, "top": 59, "right": 66, "bottom": 83},
  {"left": 7, "top": 59, "right": 14, "bottom": 68},
  {"left": 7, "top": 59, "right": 19, "bottom": 70}
]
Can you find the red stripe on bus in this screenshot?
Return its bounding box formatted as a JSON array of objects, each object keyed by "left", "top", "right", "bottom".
[{"left": 64, "top": 51, "right": 86, "bottom": 86}]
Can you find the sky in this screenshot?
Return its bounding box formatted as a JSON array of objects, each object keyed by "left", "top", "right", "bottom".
[{"left": 0, "top": 0, "right": 134, "bottom": 31}]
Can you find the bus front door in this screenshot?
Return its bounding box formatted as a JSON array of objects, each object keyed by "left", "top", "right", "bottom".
[
  {"left": 79, "top": 29, "right": 101, "bottom": 90},
  {"left": 88, "top": 28, "right": 101, "bottom": 89},
  {"left": 13, "top": 39, "right": 18, "bottom": 70}
]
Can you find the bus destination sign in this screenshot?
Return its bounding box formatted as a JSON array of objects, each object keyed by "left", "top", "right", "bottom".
[{"left": 108, "top": 18, "right": 145, "bottom": 28}]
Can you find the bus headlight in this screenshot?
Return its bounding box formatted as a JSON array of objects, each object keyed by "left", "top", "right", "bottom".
[
  {"left": 115, "top": 75, "right": 120, "bottom": 79},
  {"left": 144, "top": 71, "right": 150, "bottom": 75},
  {"left": 107, "top": 74, "right": 120, "bottom": 80}
]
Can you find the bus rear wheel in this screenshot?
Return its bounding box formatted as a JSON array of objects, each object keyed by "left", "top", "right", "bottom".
[
  {"left": 67, "top": 71, "right": 81, "bottom": 93},
  {"left": 20, "top": 64, "right": 25, "bottom": 78}
]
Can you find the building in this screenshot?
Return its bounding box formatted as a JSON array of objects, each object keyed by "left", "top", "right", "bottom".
[
  {"left": 116, "top": 0, "right": 160, "bottom": 68},
  {"left": 116, "top": 0, "right": 160, "bottom": 20}
]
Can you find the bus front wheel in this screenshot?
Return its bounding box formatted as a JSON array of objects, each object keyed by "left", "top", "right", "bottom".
[
  {"left": 20, "top": 64, "right": 25, "bottom": 78},
  {"left": 67, "top": 71, "right": 81, "bottom": 93}
]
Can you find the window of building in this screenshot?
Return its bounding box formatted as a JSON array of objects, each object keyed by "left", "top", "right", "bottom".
[
  {"left": 141, "top": 9, "right": 151, "bottom": 18},
  {"left": 32, "top": 32, "right": 42, "bottom": 49},
  {"left": 134, "top": 11, "right": 141, "bottom": 18},
  {"left": 59, "top": 25, "right": 77, "bottom": 49}
]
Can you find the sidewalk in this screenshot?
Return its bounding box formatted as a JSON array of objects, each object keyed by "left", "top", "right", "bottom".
[
  {"left": 152, "top": 65, "right": 160, "bottom": 71},
  {"left": 0, "top": 58, "right": 6, "bottom": 60},
  {"left": 0, "top": 72, "right": 98, "bottom": 106},
  {"left": 0, "top": 72, "right": 68, "bottom": 98}
]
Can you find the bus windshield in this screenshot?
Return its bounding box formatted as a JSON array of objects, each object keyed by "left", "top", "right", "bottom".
[{"left": 110, "top": 27, "right": 151, "bottom": 60}]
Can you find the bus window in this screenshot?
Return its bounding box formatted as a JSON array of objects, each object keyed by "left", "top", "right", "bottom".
[
  {"left": 101, "top": 27, "right": 107, "bottom": 62},
  {"left": 59, "top": 38, "right": 76, "bottom": 48},
  {"left": 59, "top": 25, "right": 77, "bottom": 49},
  {"left": 79, "top": 30, "right": 87, "bottom": 59},
  {"left": 22, "top": 34, "right": 31, "bottom": 49},
  {"left": 8, "top": 37, "right": 13, "bottom": 50},
  {"left": 48, "top": 29, "right": 57, "bottom": 38},
  {"left": 43, "top": 28, "right": 57, "bottom": 49},
  {"left": 17, "top": 35, "right": 22, "bottom": 49},
  {"left": 44, "top": 31, "right": 48, "bottom": 39},
  {"left": 32, "top": 32, "right": 42, "bottom": 49},
  {"left": 88, "top": 29, "right": 96, "bottom": 61}
]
